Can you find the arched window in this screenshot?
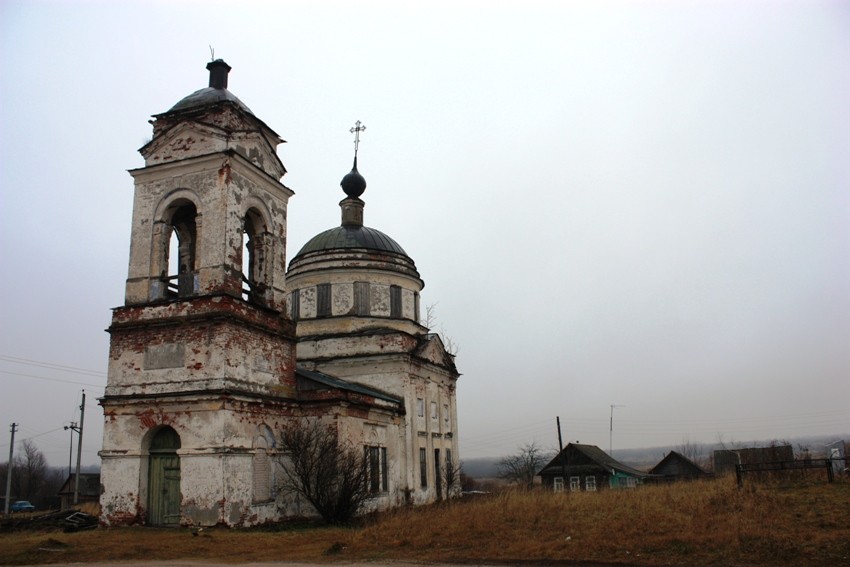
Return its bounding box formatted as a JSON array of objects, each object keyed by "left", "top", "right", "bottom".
[
  {"left": 161, "top": 201, "right": 198, "bottom": 299},
  {"left": 242, "top": 208, "right": 270, "bottom": 306}
]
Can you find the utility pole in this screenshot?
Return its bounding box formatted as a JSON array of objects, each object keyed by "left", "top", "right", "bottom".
[
  {"left": 609, "top": 404, "right": 625, "bottom": 456},
  {"left": 73, "top": 391, "right": 85, "bottom": 506},
  {"left": 556, "top": 416, "right": 568, "bottom": 491},
  {"left": 64, "top": 422, "right": 79, "bottom": 478},
  {"left": 4, "top": 423, "right": 17, "bottom": 517}
]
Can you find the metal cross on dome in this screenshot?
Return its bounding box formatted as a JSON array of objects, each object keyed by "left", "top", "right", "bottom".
[{"left": 350, "top": 120, "right": 366, "bottom": 157}]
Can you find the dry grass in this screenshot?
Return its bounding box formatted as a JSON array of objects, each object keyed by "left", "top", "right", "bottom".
[{"left": 1, "top": 477, "right": 848, "bottom": 566}]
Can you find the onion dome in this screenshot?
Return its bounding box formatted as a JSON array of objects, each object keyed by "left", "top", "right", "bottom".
[{"left": 341, "top": 157, "right": 367, "bottom": 198}]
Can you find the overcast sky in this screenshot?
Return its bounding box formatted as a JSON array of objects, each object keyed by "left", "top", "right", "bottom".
[{"left": 1, "top": 0, "right": 848, "bottom": 468}]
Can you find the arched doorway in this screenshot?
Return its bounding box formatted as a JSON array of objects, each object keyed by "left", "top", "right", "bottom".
[{"left": 148, "top": 427, "right": 181, "bottom": 526}]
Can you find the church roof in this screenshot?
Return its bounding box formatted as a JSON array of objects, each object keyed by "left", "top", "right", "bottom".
[
  {"left": 168, "top": 86, "right": 253, "bottom": 115},
  {"left": 294, "top": 225, "right": 408, "bottom": 258},
  {"left": 161, "top": 59, "right": 254, "bottom": 116},
  {"left": 296, "top": 366, "right": 402, "bottom": 404}
]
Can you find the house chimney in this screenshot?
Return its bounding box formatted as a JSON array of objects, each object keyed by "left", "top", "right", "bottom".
[{"left": 207, "top": 59, "right": 231, "bottom": 90}]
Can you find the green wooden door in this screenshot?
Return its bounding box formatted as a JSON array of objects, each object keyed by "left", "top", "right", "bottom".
[{"left": 148, "top": 428, "right": 181, "bottom": 526}]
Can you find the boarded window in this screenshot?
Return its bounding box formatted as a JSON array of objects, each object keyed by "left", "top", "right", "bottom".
[
  {"left": 443, "top": 404, "right": 450, "bottom": 427},
  {"left": 419, "top": 447, "right": 427, "bottom": 488},
  {"left": 290, "top": 289, "right": 300, "bottom": 320},
  {"left": 390, "top": 285, "right": 402, "bottom": 318},
  {"left": 354, "top": 282, "right": 370, "bottom": 316},
  {"left": 416, "top": 398, "right": 424, "bottom": 417},
  {"left": 317, "top": 283, "right": 331, "bottom": 317},
  {"left": 430, "top": 401, "right": 438, "bottom": 421},
  {"left": 253, "top": 447, "right": 271, "bottom": 502}
]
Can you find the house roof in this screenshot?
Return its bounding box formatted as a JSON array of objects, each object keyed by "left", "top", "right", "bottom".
[
  {"left": 58, "top": 473, "right": 101, "bottom": 497},
  {"left": 649, "top": 450, "right": 709, "bottom": 476},
  {"left": 539, "top": 443, "right": 648, "bottom": 478}
]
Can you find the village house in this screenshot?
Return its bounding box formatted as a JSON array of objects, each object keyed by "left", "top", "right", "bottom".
[
  {"left": 538, "top": 443, "right": 649, "bottom": 491},
  {"left": 99, "top": 60, "right": 459, "bottom": 527},
  {"left": 58, "top": 473, "right": 101, "bottom": 510},
  {"left": 648, "top": 451, "right": 711, "bottom": 481}
]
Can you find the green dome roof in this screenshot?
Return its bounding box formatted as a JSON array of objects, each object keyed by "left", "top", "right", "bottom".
[{"left": 294, "top": 225, "right": 408, "bottom": 258}]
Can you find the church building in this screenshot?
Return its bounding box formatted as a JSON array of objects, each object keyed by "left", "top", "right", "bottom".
[{"left": 99, "top": 60, "right": 460, "bottom": 527}]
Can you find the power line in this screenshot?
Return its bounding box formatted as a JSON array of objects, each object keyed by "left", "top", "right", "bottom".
[
  {"left": 0, "top": 354, "right": 106, "bottom": 378},
  {"left": 0, "top": 370, "right": 104, "bottom": 389}
]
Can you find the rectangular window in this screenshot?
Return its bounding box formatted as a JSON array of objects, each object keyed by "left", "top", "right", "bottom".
[
  {"left": 430, "top": 401, "right": 438, "bottom": 421},
  {"left": 569, "top": 476, "right": 580, "bottom": 492},
  {"left": 390, "top": 285, "right": 402, "bottom": 318},
  {"left": 443, "top": 404, "right": 450, "bottom": 427},
  {"left": 365, "top": 446, "right": 388, "bottom": 493},
  {"left": 290, "top": 289, "right": 300, "bottom": 320},
  {"left": 354, "top": 281, "right": 370, "bottom": 316},
  {"left": 317, "top": 283, "right": 331, "bottom": 317},
  {"left": 446, "top": 449, "right": 453, "bottom": 486},
  {"left": 414, "top": 292, "right": 420, "bottom": 324},
  {"left": 434, "top": 448, "right": 442, "bottom": 498},
  {"left": 553, "top": 477, "right": 564, "bottom": 492},
  {"left": 419, "top": 447, "right": 427, "bottom": 488},
  {"left": 416, "top": 398, "right": 424, "bottom": 417},
  {"left": 585, "top": 476, "right": 597, "bottom": 492}
]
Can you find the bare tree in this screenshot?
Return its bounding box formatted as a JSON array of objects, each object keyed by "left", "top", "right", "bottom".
[
  {"left": 277, "top": 419, "right": 371, "bottom": 525},
  {"left": 443, "top": 456, "right": 462, "bottom": 500},
  {"left": 497, "top": 442, "right": 550, "bottom": 489},
  {"left": 14, "top": 439, "right": 47, "bottom": 502},
  {"left": 677, "top": 437, "right": 709, "bottom": 470},
  {"left": 423, "top": 302, "right": 460, "bottom": 355}
]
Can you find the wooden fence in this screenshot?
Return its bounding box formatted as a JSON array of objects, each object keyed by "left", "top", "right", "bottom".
[{"left": 735, "top": 458, "right": 847, "bottom": 487}]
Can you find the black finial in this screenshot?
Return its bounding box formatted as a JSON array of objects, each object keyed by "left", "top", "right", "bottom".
[{"left": 206, "top": 59, "right": 231, "bottom": 90}]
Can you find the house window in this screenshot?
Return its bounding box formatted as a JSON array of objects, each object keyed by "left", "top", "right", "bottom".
[
  {"left": 390, "top": 285, "right": 402, "bottom": 318},
  {"left": 553, "top": 477, "right": 565, "bottom": 492},
  {"left": 585, "top": 476, "right": 597, "bottom": 492},
  {"left": 354, "top": 281, "right": 370, "bottom": 315},
  {"left": 290, "top": 289, "right": 300, "bottom": 320},
  {"left": 365, "top": 446, "right": 388, "bottom": 493},
  {"left": 569, "top": 476, "right": 580, "bottom": 492},
  {"left": 416, "top": 398, "right": 424, "bottom": 417},
  {"left": 419, "top": 447, "right": 427, "bottom": 488},
  {"left": 430, "top": 401, "right": 438, "bottom": 421},
  {"left": 316, "top": 283, "right": 331, "bottom": 317}
]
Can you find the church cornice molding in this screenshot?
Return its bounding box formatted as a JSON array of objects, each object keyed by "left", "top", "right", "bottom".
[{"left": 129, "top": 149, "right": 293, "bottom": 199}]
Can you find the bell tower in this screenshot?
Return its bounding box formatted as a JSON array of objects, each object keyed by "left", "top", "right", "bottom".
[{"left": 100, "top": 61, "right": 298, "bottom": 527}]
